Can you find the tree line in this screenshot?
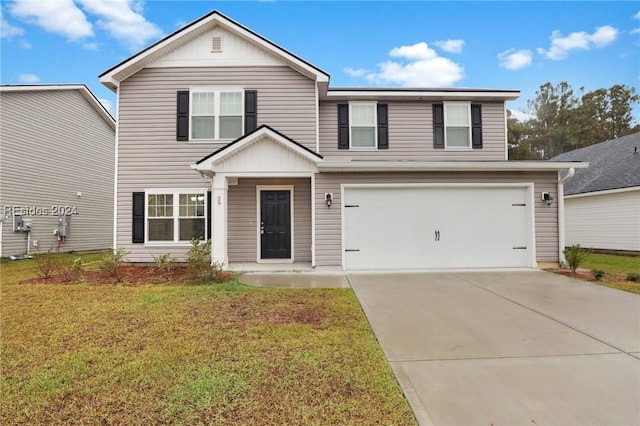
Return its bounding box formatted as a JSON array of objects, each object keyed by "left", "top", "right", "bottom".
[{"left": 508, "top": 82, "right": 639, "bottom": 160}]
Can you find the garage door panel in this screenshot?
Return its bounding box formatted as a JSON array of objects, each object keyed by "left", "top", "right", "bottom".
[{"left": 344, "top": 186, "right": 532, "bottom": 270}]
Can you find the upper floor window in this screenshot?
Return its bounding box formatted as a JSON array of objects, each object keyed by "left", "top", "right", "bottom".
[
  {"left": 350, "top": 103, "right": 377, "bottom": 149},
  {"left": 191, "top": 89, "right": 243, "bottom": 140},
  {"left": 444, "top": 103, "right": 471, "bottom": 148},
  {"left": 338, "top": 102, "right": 388, "bottom": 150},
  {"left": 433, "top": 103, "right": 482, "bottom": 150}
]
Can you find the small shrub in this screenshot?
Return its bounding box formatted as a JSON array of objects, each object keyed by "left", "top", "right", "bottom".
[
  {"left": 153, "top": 253, "right": 176, "bottom": 273},
  {"left": 591, "top": 269, "right": 605, "bottom": 281},
  {"left": 59, "top": 256, "right": 86, "bottom": 283},
  {"left": 186, "top": 239, "right": 224, "bottom": 284},
  {"left": 563, "top": 245, "right": 590, "bottom": 274},
  {"left": 627, "top": 273, "right": 640, "bottom": 282},
  {"left": 33, "top": 249, "right": 58, "bottom": 279},
  {"left": 99, "top": 248, "right": 130, "bottom": 283}
]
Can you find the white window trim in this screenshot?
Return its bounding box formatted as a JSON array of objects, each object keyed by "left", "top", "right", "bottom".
[
  {"left": 145, "top": 189, "right": 208, "bottom": 245},
  {"left": 349, "top": 101, "right": 378, "bottom": 150},
  {"left": 443, "top": 101, "right": 472, "bottom": 150},
  {"left": 256, "top": 185, "right": 295, "bottom": 263},
  {"left": 189, "top": 87, "right": 244, "bottom": 142}
]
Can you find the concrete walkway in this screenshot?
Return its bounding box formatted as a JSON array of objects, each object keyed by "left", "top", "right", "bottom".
[{"left": 240, "top": 269, "right": 640, "bottom": 425}]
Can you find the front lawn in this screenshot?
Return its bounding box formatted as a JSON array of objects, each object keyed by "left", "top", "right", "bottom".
[
  {"left": 0, "top": 257, "right": 415, "bottom": 425},
  {"left": 559, "top": 252, "right": 640, "bottom": 294}
]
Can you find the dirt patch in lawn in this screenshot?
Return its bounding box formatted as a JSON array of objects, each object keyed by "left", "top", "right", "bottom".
[{"left": 20, "top": 264, "right": 234, "bottom": 286}]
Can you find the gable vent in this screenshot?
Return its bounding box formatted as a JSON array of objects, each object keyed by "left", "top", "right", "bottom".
[{"left": 211, "top": 36, "right": 222, "bottom": 53}]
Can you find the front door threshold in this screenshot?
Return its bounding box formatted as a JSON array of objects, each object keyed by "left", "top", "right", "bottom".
[{"left": 228, "top": 262, "right": 313, "bottom": 272}]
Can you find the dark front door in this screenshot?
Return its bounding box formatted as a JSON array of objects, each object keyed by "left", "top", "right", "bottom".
[{"left": 260, "top": 190, "right": 291, "bottom": 259}]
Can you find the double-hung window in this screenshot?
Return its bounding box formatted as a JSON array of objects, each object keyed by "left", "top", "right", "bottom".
[
  {"left": 444, "top": 103, "right": 471, "bottom": 149},
  {"left": 191, "top": 89, "right": 243, "bottom": 140},
  {"left": 350, "top": 103, "right": 377, "bottom": 148},
  {"left": 147, "top": 191, "right": 206, "bottom": 242}
]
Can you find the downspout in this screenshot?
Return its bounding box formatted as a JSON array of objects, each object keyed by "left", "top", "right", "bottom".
[{"left": 557, "top": 167, "right": 575, "bottom": 265}]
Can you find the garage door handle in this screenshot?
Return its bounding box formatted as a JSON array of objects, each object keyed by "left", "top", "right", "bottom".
[
  {"left": 345, "top": 249, "right": 360, "bottom": 252},
  {"left": 435, "top": 230, "right": 440, "bottom": 241},
  {"left": 513, "top": 246, "right": 527, "bottom": 250}
]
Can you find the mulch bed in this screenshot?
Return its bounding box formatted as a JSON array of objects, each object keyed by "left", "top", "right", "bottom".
[
  {"left": 550, "top": 268, "right": 630, "bottom": 283},
  {"left": 22, "top": 264, "right": 234, "bottom": 286}
]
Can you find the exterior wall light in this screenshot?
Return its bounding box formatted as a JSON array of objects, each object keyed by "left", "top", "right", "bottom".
[
  {"left": 542, "top": 192, "right": 553, "bottom": 207},
  {"left": 325, "top": 192, "right": 333, "bottom": 208}
]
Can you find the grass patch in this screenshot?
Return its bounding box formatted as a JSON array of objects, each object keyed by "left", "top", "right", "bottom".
[
  {"left": 574, "top": 253, "right": 640, "bottom": 294},
  {"left": 0, "top": 257, "right": 415, "bottom": 425},
  {"left": 581, "top": 253, "right": 640, "bottom": 276}
]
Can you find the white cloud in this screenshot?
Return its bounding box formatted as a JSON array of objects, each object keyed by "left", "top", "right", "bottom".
[
  {"left": 508, "top": 109, "right": 534, "bottom": 122},
  {"left": 99, "top": 98, "right": 114, "bottom": 114},
  {"left": 77, "top": 0, "right": 163, "bottom": 49},
  {"left": 18, "top": 73, "right": 40, "bottom": 83},
  {"left": 344, "top": 67, "right": 368, "bottom": 77},
  {"left": 434, "top": 39, "right": 464, "bottom": 54},
  {"left": 498, "top": 49, "right": 533, "bottom": 70},
  {"left": 353, "top": 42, "right": 464, "bottom": 87},
  {"left": 0, "top": 8, "right": 25, "bottom": 39},
  {"left": 538, "top": 25, "right": 619, "bottom": 60},
  {"left": 9, "top": 0, "right": 162, "bottom": 50},
  {"left": 9, "top": 0, "right": 93, "bottom": 40},
  {"left": 634, "top": 11, "right": 640, "bottom": 20}
]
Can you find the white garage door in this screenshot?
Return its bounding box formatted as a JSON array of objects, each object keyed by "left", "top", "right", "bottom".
[{"left": 343, "top": 185, "right": 534, "bottom": 270}]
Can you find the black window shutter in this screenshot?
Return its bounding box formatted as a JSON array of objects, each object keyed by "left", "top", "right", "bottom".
[
  {"left": 433, "top": 103, "right": 444, "bottom": 149},
  {"left": 471, "top": 104, "right": 483, "bottom": 149},
  {"left": 244, "top": 90, "right": 258, "bottom": 134},
  {"left": 176, "top": 91, "right": 189, "bottom": 141},
  {"left": 206, "top": 190, "right": 212, "bottom": 240},
  {"left": 132, "top": 192, "right": 145, "bottom": 243},
  {"left": 377, "top": 103, "right": 389, "bottom": 149},
  {"left": 337, "top": 104, "right": 349, "bottom": 149}
]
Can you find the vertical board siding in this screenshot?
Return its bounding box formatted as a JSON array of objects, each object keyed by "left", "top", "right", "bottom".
[
  {"left": 116, "top": 66, "right": 316, "bottom": 261},
  {"left": 315, "top": 171, "right": 559, "bottom": 267},
  {"left": 565, "top": 190, "right": 640, "bottom": 251},
  {"left": 319, "top": 101, "right": 506, "bottom": 160},
  {"left": 228, "top": 178, "right": 312, "bottom": 263},
  {"left": 0, "top": 90, "right": 114, "bottom": 256}
]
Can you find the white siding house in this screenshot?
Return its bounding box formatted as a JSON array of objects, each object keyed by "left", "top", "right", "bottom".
[
  {"left": 0, "top": 85, "right": 116, "bottom": 257},
  {"left": 553, "top": 132, "right": 640, "bottom": 253}
]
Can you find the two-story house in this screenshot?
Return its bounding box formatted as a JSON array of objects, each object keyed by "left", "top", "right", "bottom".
[{"left": 99, "top": 10, "right": 586, "bottom": 271}]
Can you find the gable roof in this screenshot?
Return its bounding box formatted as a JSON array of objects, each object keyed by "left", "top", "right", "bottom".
[
  {"left": 551, "top": 132, "right": 640, "bottom": 195},
  {"left": 0, "top": 84, "right": 116, "bottom": 129},
  {"left": 99, "top": 10, "right": 329, "bottom": 92},
  {"left": 193, "top": 125, "right": 322, "bottom": 172}
]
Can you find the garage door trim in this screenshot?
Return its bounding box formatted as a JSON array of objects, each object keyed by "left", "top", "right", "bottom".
[{"left": 341, "top": 183, "right": 536, "bottom": 270}]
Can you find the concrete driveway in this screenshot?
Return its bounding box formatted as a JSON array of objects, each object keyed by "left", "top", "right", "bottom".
[{"left": 348, "top": 270, "right": 640, "bottom": 426}]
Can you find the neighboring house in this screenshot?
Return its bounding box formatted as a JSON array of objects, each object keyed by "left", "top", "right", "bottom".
[
  {"left": 98, "top": 10, "right": 586, "bottom": 271},
  {"left": 0, "top": 84, "right": 116, "bottom": 258},
  {"left": 552, "top": 132, "right": 640, "bottom": 253}
]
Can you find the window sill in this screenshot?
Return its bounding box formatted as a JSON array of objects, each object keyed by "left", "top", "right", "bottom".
[
  {"left": 144, "top": 242, "right": 200, "bottom": 247},
  {"left": 188, "top": 139, "right": 236, "bottom": 144},
  {"left": 349, "top": 147, "right": 378, "bottom": 151},
  {"left": 444, "top": 147, "right": 474, "bottom": 151}
]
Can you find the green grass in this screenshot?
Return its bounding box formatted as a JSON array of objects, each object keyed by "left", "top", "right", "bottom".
[
  {"left": 0, "top": 256, "right": 416, "bottom": 425},
  {"left": 581, "top": 253, "right": 640, "bottom": 275},
  {"left": 581, "top": 253, "right": 640, "bottom": 294}
]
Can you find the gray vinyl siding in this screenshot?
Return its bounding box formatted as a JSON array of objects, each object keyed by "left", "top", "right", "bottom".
[
  {"left": 228, "top": 178, "right": 311, "bottom": 262},
  {"left": 0, "top": 90, "right": 115, "bottom": 257},
  {"left": 319, "top": 101, "right": 506, "bottom": 160},
  {"left": 116, "top": 66, "right": 316, "bottom": 261},
  {"left": 315, "top": 171, "right": 559, "bottom": 267}
]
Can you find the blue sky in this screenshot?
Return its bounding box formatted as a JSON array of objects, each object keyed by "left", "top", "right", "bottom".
[{"left": 1, "top": 1, "right": 639, "bottom": 122}]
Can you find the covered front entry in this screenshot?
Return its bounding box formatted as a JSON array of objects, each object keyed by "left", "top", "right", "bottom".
[{"left": 343, "top": 184, "right": 535, "bottom": 270}]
